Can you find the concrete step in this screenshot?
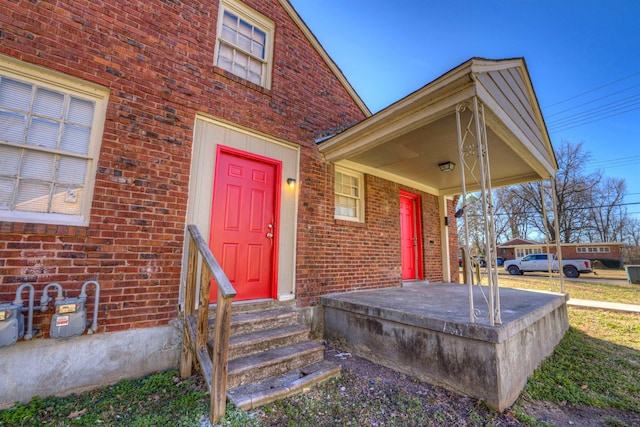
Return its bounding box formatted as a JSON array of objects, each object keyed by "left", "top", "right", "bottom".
[
  {"left": 209, "top": 324, "right": 310, "bottom": 360},
  {"left": 227, "top": 359, "right": 341, "bottom": 409},
  {"left": 228, "top": 299, "right": 296, "bottom": 314},
  {"left": 227, "top": 340, "right": 325, "bottom": 389},
  {"left": 208, "top": 307, "right": 298, "bottom": 337}
]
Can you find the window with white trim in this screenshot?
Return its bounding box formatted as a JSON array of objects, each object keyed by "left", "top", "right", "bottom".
[
  {"left": 334, "top": 167, "right": 364, "bottom": 222},
  {"left": 0, "top": 55, "right": 108, "bottom": 226},
  {"left": 515, "top": 247, "right": 542, "bottom": 259},
  {"left": 577, "top": 246, "right": 610, "bottom": 253},
  {"left": 214, "top": 0, "right": 274, "bottom": 88}
]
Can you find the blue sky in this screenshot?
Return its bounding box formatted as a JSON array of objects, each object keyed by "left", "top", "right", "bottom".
[{"left": 290, "top": 0, "right": 640, "bottom": 219}]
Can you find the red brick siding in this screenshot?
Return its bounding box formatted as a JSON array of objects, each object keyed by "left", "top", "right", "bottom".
[
  {"left": 0, "top": 0, "right": 366, "bottom": 334},
  {"left": 296, "top": 172, "right": 447, "bottom": 306}
]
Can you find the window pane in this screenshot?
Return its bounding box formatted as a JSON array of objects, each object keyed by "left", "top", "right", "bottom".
[
  {"left": 223, "top": 11, "right": 237, "bottom": 30},
  {"left": 67, "top": 97, "right": 94, "bottom": 126},
  {"left": 26, "top": 117, "right": 60, "bottom": 149},
  {"left": 251, "top": 40, "right": 265, "bottom": 58},
  {"left": 0, "top": 110, "right": 27, "bottom": 143},
  {"left": 57, "top": 156, "right": 87, "bottom": 184},
  {"left": 0, "top": 178, "right": 15, "bottom": 209},
  {"left": 237, "top": 33, "right": 251, "bottom": 52},
  {"left": 0, "top": 145, "right": 21, "bottom": 175},
  {"left": 238, "top": 19, "right": 252, "bottom": 38},
  {"left": 60, "top": 125, "right": 90, "bottom": 154},
  {"left": 0, "top": 77, "right": 32, "bottom": 111},
  {"left": 221, "top": 26, "right": 236, "bottom": 43},
  {"left": 51, "top": 185, "right": 82, "bottom": 214},
  {"left": 15, "top": 181, "right": 50, "bottom": 212},
  {"left": 21, "top": 151, "right": 55, "bottom": 180},
  {"left": 33, "top": 87, "right": 64, "bottom": 119}
]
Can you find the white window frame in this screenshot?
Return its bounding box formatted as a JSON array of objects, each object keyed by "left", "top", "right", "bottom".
[
  {"left": 515, "top": 247, "right": 542, "bottom": 259},
  {"left": 577, "top": 246, "right": 610, "bottom": 253},
  {"left": 0, "top": 54, "right": 108, "bottom": 226},
  {"left": 334, "top": 166, "right": 364, "bottom": 223},
  {"left": 214, "top": 0, "right": 275, "bottom": 89}
]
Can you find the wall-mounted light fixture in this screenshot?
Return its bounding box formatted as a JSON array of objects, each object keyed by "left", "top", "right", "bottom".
[
  {"left": 444, "top": 216, "right": 450, "bottom": 226},
  {"left": 287, "top": 178, "right": 296, "bottom": 189},
  {"left": 438, "top": 161, "right": 456, "bottom": 172}
]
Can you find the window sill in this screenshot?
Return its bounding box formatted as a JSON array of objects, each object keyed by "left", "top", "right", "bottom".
[
  {"left": 334, "top": 218, "right": 366, "bottom": 228},
  {"left": 0, "top": 221, "right": 88, "bottom": 236},
  {"left": 212, "top": 66, "right": 272, "bottom": 96}
]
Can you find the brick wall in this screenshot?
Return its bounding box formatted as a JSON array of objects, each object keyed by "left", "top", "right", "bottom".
[
  {"left": 296, "top": 171, "right": 450, "bottom": 306},
  {"left": 0, "top": 0, "right": 366, "bottom": 334}
]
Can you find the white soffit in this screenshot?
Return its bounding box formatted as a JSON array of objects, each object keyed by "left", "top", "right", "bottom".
[{"left": 319, "top": 58, "right": 558, "bottom": 196}]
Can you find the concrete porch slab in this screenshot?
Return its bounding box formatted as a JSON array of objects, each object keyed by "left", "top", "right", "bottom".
[{"left": 321, "top": 284, "right": 569, "bottom": 411}]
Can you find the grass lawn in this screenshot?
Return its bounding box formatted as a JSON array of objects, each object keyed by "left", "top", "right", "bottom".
[
  {"left": 1, "top": 276, "right": 638, "bottom": 426},
  {"left": 489, "top": 270, "right": 638, "bottom": 304}
]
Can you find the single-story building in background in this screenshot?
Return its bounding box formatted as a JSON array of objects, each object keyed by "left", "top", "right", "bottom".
[{"left": 498, "top": 238, "right": 623, "bottom": 268}]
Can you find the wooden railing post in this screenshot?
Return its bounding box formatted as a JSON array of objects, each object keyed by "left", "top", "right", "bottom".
[
  {"left": 180, "top": 235, "right": 198, "bottom": 377},
  {"left": 180, "top": 225, "right": 236, "bottom": 425},
  {"left": 196, "top": 262, "right": 211, "bottom": 351},
  {"left": 211, "top": 290, "right": 233, "bottom": 423}
]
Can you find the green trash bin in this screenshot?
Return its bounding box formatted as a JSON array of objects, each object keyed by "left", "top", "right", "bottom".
[{"left": 624, "top": 265, "right": 640, "bottom": 284}]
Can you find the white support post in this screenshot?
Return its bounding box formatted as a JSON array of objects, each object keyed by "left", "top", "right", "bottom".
[
  {"left": 455, "top": 103, "right": 474, "bottom": 324},
  {"left": 540, "top": 181, "right": 554, "bottom": 287},
  {"left": 439, "top": 195, "right": 452, "bottom": 283},
  {"left": 478, "top": 102, "right": 500, "bottom": 325},
  {"left": 551, "top": 177, "right": 565, "bottom": 293}
]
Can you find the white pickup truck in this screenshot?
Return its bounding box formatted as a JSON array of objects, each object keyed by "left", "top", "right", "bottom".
[{"left": 504, "top": 254, "right": 592, "bottom": 278}]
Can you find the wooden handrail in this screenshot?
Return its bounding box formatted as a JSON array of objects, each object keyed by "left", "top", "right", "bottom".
[
  {"left": 187, "top": 224, "right": 236, "bottom": 298},
  {"left": 180, "top": 224, "right": 236, "bottom": 424}
]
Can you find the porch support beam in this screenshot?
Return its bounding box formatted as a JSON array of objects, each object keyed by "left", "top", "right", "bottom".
[{"left": 439, "top": 195, "right": 452, "bottom": 282}]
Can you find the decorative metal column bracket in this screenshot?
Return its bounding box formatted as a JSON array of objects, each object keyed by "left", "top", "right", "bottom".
[{"left": 455, "top": 97, "right": 502, "bottom": 326}]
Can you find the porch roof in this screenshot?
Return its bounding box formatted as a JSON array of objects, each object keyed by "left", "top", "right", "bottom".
[{"left": 318, "top": 58, "right": 557, "bottom": 196}]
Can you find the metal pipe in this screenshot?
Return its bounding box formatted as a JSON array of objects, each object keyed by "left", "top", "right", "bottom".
[
  {"left": 80, "top": 281, "right": 100, "bottom": 333},
  {"left": 40, "top": 283, "right": 64, "bottom": 312},
  {"left": 13, "top": 283, "right": 35, "bottom": 340}
]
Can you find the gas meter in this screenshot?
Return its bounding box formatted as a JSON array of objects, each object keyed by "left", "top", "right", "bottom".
[
  {"left": 0, "top": 283, "right": 35, "bottom": 348},
  {"left": 0, "top": 302, "right": 24, "bottom": 348},
  {"left": 51, "top": 297, "right": 87, "bottom": 338},
  {"left": 43, "top": 281, "right": 100, "bottom": 339}
]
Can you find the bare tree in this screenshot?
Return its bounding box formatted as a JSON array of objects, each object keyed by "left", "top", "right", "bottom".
[
  {"left": 500, "top": 141, "right": 602, "bottom": 243},
  {"left": 587, "top": 177, "right": 627, "bottom": 242}
]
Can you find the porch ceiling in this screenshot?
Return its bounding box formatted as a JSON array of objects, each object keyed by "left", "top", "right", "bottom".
[{"left": 319, "top": 58, "right": 558, "bottom": 196}]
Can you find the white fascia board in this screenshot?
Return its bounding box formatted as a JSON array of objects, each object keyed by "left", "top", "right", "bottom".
[
  {"left": 336, "top": 160, "right": 440, "bottom": 196},
  {"left": 475, "top": 83, "right": 556, "bottom": 180}
]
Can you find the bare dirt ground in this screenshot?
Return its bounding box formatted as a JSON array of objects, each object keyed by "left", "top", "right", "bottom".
[{"left": 258, "top": 344, "right": 640, "bottom": 427}]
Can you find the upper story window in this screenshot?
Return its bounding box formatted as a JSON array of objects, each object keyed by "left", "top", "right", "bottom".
[
  {"left": 334, "top": 166, "right": 364, "bottom": 222},
  {"left": 0, "top": 55, "right": 108, "bottom": 226},
  {"left": 215, "top": 0, "right": 274, "bottom": 88}
]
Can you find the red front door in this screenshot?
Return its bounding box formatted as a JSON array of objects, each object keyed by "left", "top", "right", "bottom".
[
  {"left": 209, "top": 147, "right": 280, "bottom": 301},
  {"left": 400, "top": 191, "right": 422, "bottom": 280}
]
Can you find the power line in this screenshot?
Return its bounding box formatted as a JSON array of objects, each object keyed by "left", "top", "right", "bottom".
[
  {"left": 547, "top": 95, "right": 640, "bottom": 127},
  {"left": 545, "top": 85, "right": 640, "bottom": 118},
  {"left": 549, "top": 105, "right": 640, "bottom": 132},
  {"left": 543, "top": 71, "right": 640, "bottom": 108}
]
